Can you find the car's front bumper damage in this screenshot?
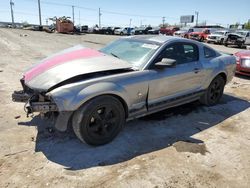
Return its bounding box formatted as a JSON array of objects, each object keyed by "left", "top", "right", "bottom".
[
  {"left": 12, "top": 78, "right": 73, "bottom": 132},
  {"left": 12, "top": 79, "right": 58, "bottom": 116}
]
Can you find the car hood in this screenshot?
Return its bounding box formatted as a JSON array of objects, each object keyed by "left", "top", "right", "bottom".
[
  {"left": 175, "top": 30, "right": 187, "bottom": 34},
  {"left": 190, "top": 32, "right": 202, "bottom": 35},
  {"left": 209, "top": 34, "right": 223, "bottom": 37},
  {"left": 235, "top": 50, "right": 250, "bottom": 58},
  {"left": 24, "top": 45, "right": 132, "bottom": 91}
]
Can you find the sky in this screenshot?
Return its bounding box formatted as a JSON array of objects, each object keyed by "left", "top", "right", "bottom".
[{"left": 0, "top": 0, "right": 249, "bottom": 27}]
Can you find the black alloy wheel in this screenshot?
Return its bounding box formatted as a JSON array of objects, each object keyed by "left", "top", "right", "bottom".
[
  {"left": 72, "top": 96, "right": 125, "bottom": 145},
  {"left": 200, "top": 76, "right": 225, "bottom": 106}
]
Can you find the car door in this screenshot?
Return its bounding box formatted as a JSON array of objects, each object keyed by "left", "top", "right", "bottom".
[{"left": 147, "top": 42, "right": 204, "bottom": 110}]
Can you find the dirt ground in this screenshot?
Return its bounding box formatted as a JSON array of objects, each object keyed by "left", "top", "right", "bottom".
[{"left": 0, "top": 28, "right": 250, "bottom": 188}]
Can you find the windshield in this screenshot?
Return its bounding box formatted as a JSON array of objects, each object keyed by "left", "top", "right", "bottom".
[
  {"left": 213, "top": 31, "right": 225, "bottom": 35},
  {"left": 99, "top": 39, "right": 160, "bottom": 67}
]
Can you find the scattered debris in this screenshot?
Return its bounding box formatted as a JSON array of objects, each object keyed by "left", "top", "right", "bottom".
[
  {"left": 173, "top": 141, "right": 209, "bottom": 155},
  {"left": 4, "top": 149, "right": 29, "bottom": 157},
  {"left": 31, "top": 136, "right": 35, "bottom": 142},
  {"left": 20, "top": 34, "right": 28, "bottom": 37},
  {"left": 14, "top": 115, "right": 21, "bottom": 119}
]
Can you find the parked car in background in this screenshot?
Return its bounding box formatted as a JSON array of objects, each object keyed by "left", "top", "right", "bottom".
[
  {"left": 224, "top": 30, "right": 250, "bottom": 48},
  {"left": 134, "top": 26, "right": 152, "bottom": 35},
  {"left": 173, "top": 28, "right": 196, "bottom": 38},
  {"left": 12, "top": 36, "right": 236, "bottom": 145},
  {"left": 189, "top": 29, "right": 212, "bottom": 42},
  {"left": 81, "top": 25, "right": 89, "bottom": 33},
  {"left": 114, "top": 27, "right": 135, "bottom": 35},
  {"left": 207, "top": 30, "right": 230, "bottom": 44},
  {"left": 98, "top": 27, "right": 112, "bottom": 34},
  {"left": 160, "top": 27, "right": 180, "bottom": 35},
  {"left": 148, "top": 27, "right": 160, "bottom": 34},
  {"left": 234, "top": 50, "right": 250, "bottom": 76}
]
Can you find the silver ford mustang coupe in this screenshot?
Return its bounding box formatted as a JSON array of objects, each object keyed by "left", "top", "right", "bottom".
[{"left": 12, "top": 35, "right": 236, "bottom": 145}]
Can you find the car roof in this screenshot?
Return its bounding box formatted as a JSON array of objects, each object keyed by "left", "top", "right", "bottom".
[{"left": 127, "top": 35, "right": 199, "bottom": 45}]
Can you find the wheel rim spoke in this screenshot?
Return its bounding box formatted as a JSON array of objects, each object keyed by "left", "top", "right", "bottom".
[
  {"left": 104, "top": 106, "right": 112, "bottom": 119},
  {"left": 89, "top": 123, "right": 101, "bottom": 132},
  {"left": 209, "top": 80, "right": 223, "bottom": 102},
  {"left": 87, "top": 105, "right": 118, "bottom": 138},
  {"left": 101, "top": 126, "right": 109, "bottom": 136},
  {"left": 92, "top": 111, "right": 102, "bottom": 122}
]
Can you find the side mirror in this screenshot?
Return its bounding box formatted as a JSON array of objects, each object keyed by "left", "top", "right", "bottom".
[{"left": 155, "top": 58, "right": 176, "bottom": 69}]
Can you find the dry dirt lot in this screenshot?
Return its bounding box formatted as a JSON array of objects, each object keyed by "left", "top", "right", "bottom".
[{"left": 0, "top": 28, "right": 250, "bottom": 188}]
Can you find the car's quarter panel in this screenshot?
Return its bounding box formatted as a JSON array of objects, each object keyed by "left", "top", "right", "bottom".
[
  {"left": 199, "top": 50, "right": 236, "bottom": 89},
  {"left": 48, "top": 70, "right": 150, "bottom": 117}
]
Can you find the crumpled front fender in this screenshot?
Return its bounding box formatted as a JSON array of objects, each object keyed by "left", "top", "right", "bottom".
[{"left": 49, "top": 82, "right": 130, "bottom": 112}]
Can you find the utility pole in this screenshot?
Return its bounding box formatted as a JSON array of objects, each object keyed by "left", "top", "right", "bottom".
[
  {"left": 46, "top": 18, "right": 48, "bottom": 25},
  {"left": 79, "top": 10, "right": 81, "bottom": 32},
  {"left": 98, "top": 8, "right": 102, "bottom": 28},
  {"left": 38, "top": 0, "right": 42, "bottom": 26},
  {"left": 195, "top": 11, "right": 199, "bottom": 26},
  {"left": 162, "top": 16, "right": 165, "bottom": 27},
  {"left": 79, "top": 10, "right": 80, "bottom": 25},
  {"left": 72, "top": 6, "right": 75, "bottom": 24},
  {"left": 10, "top": 0, "right": 15, "bottom": 28}
]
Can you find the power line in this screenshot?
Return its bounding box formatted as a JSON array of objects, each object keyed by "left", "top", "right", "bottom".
[{"left": 21, "top": 0, "right": 179, "bottom": 20}]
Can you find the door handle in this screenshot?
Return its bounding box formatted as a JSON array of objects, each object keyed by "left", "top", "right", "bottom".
[{"left": 193, "top": 68, "right": 200, "bottom": 73}]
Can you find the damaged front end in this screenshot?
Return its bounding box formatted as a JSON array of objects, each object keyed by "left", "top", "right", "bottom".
[{"left": 12, "top": 78, "right": 58, "bottom": 117}]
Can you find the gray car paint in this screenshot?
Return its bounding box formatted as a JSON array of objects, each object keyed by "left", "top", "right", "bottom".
[{"left": 17, "top": 36, "right": 236, "bottom": 131}]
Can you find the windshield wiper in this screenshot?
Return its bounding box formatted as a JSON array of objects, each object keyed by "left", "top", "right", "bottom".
[{"left": 110, "top": 53, "right": 120, "bottom": 59}]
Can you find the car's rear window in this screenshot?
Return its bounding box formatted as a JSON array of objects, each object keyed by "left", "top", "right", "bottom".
[{"left": 204, "top": 47, "right": 217, "bottom": 58}]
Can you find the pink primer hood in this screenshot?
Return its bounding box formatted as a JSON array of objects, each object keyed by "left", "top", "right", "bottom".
[{"left": 24, "top": 45, "right": 131, "bottom": 91}]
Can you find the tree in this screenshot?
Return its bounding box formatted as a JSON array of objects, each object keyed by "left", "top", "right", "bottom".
[
  {"left": 22, "top": 21, "right": 30, "bottom": 28},
  {"left": 244, "top": 22, "right": 250, "bottom": 30}
]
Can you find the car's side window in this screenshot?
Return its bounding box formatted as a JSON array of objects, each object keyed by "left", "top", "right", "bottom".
[
  {"left": 204, "top": 47, "right": 217, "bottom": 58},
  {"left": 183, "top": 44, "right": 199, "bottom": 63},
  {"left": 246, "top": 33, "right": 250, "bottom": 37},
  {"left": 154, "top": 42, "right": 199, "bottom": 66}
]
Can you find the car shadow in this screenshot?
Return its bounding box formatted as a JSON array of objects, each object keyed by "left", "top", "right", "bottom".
[{"left": 18, "top": 94, "right": 250, "bottom": 170}]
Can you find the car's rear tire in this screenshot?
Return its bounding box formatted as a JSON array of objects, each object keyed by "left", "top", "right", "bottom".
[
  {"left": 72, "top": 96, "right": 125, "bottom": 145},
  {"left": 200, "top": 75, "right": 225, "bottom": 106}
]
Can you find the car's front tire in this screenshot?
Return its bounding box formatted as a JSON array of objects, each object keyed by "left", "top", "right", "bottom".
[
  {"left": 72, "top": 96, "right": 125, "bottom": 145},
  {"left": 200, "top": 75, "right": 225, "bottom": 106}
]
